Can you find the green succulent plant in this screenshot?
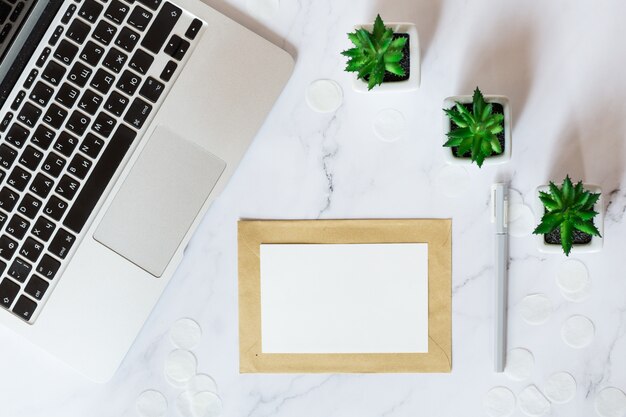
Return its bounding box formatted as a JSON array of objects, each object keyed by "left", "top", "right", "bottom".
[
  {"left": 341, "top": 15, "right": 407, "bottom": 90},
  {"left": 443, "top": 87, "right": 505, "bottom": 167},
  {"left": 533, "top": 176, "right": 601, "bottom": 256}
]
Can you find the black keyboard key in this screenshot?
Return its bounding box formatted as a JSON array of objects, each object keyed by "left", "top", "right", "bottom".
[
  {"left": 77, "top": 89, "right": 103, "bottom": 115},
  {"left": 6, "top": 215, "right": 30, "bottom": 240},
  {"left": 90, "top": 68, "right": 115, "bottom": 94},
  {"left": 49, "top": 228, "right": 75, "bottom": 259},
  {"left": 139, "top": 76, "right": 164, "bottom": 103},
  {"left": 43, "top": 104, "right": 68, "bottom": 129},
  {"left": 54, "top": 40, "right": 78, "bottom": 65},
  {"left": 10, "top": 90, "right": 25, "bottom": 111},
  {"left": 0, "top": 278, "right": 19, "bottom": 308},
  {"left": 67, "top": 154, "right": 91, "bottom": 179},
  {"left": 80, "top": 133, "right": 104, "bottom": 159},
  {"left": 67, "top": 61, "right": 93, "bottom": 87},
  {"left": 79, "top": 40, "right": 105, "bottom": 66},
  {"left": 115, "top": 26, "right": 140, "bottom": 52},
  {"left": 61, "top": 3, "right": 77, "bottom": 24},
  {"left": 29, "top": 173, "right": 54, "bottom": 199},
  {"left": 30, "top": 81, "right": 54, "bottom": 107},
  {"left": 20, "top": 237, "right": 44, "bottom": 262},
  {"left": 5, "top": 123, "right": 29, "bottom": 147},
  {"left": 8, "top": 257, "right": 30, "bottom": 282},
  {"left": 41, "top": 60, "right": 66, "bottom": 86},
  {"left": 31, "top": 125, "right": 55, "bottom": 150},
  {"left": 54, "top": 83, "right": 80, "bottom": 108},
  {"left": 92, "top": 112, "right": 116, "bottom": 138},
  {"left": 53, "top": 131, "right": 79, "bottom": 157},
  {"left": 9, "top": 2, "right": 24, "bottom": 22},
  {"left": 32, "top": 216, "right": 55, "bottom": 242},
  {"left": 16, "top": 103, "right": 41, "bottom": 128},
  {"left": 0, "top": 145, "right": 17, "bottom": 169},
  {"left": 37, "top": 254, "right": 60, "bottom": 279},
  {"left": 91, "top": 20, "right": 117, "bottom": 46},
  {"left": 128, "top": 5, "right": 152, "bottom": 31},
  {"left": 0, "top": 235, "right": 18, "bottom": 260},
  {"left": 64, "top": 125, "right": 136, "bottom": 233},
  {"left": 185, "top": 18, "right": 202, "bottom": 40},
  {"left": 17, "top": 194, "right": 42, "bottom": 219},
  {"left": 116, "top": 70, "right": 141, "bottom": 95},
  {"left": 104, "top": 91, "right": 129, "bottom": 117},
  {"left": 19, "top": 146, "right": 44, "bottom": 171},
  {"left": 136, "top": 0, "right": 161, "bottom": 11},
  {"left": 56, "top": 175, "right": 80, "bottom": 201},
  {"left": 0, "top": 3, "right": 11, "bottom": 23},
  {"left": 102, "top": 47, "right": 127, "bottom": 73},
  {"left": 0, "top": 112, "right": 13, "bottom": 132},
  {"left": 35, "top": 47, "right": 50, "bottom": 67},
  {"left": 23, "top": 68, "right": 38, "bottom": 88},
  {"left": 0, "top": 210, "right": 7, "bottom": 228},
  {"left": 124, "top": 97, "right": 152, "bottom": 129},
  {"left": 105, "top": 0, "right": 130, "bottom": 24},
  {"left": 78, "top": 0, "right": 103, "bottom": 23},
  {"left": 41, "top": 152, "right": 66, "bottom": 178},
  {"left": 12, "top": 295, "right": 37, "bottom": 321},
  {"left": 6, "top": 166, "right": 30, "bottom": 191},
  {"left": 0, "top": 187, "right": 18, "bottom": 212},
  {"left": 48, "top": 25, "right": 64, "bottom": 46},
  {"left": 0, "top": 169, "right": 4, "bottom": 183},
  {"left": 141, "top": 2, "right": 181, "bottom": 53},
  {"left": 43, "top": 195, "right": 66, "bottom": 221},
  {"left": 25, "top": 275, "right": 48, "bottom": 300},
  {"left": 67, "top": 18, "right": 90, "bottom": 44},
  {"left": 128, "top": 48, "right": 153, "bottom": 75},
  {"left": 164, "top": 34, "right": 189, "bottom": 60},
  {"left": 66, "top": 110, "right": 91, "bottom": 136}
]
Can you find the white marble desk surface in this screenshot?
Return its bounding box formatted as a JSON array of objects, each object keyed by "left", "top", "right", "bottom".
[{"left": 1, "top": 1, "right": 626, "bottom": 416}]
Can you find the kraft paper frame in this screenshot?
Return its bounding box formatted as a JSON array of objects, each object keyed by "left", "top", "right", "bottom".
[{"left": 238, "top": 219, "right": 452, "bottom": 373}]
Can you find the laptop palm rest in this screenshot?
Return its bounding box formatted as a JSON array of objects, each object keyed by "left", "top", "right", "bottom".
[{"left": 93, "top": 126, "right": 226, "bottom": 277}]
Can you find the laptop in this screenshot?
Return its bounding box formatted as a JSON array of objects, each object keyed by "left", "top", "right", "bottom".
[{"left": 0, "top": 0, "right": 293, "bottom": 382}]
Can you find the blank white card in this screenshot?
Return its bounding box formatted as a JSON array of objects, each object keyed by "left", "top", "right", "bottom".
[{"left": 260, "top": 243, "right": 429, "bottom": 354}]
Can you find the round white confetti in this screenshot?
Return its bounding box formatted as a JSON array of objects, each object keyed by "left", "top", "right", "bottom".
[
  {"left": 504, "top": 348, "right": 534, "bottom": 381},
  {"left": 544, "top": 372, "right": 577, "bottom": 404},
  {"left": 520, "top": 294, "right": 553, "bottom": 325},
  {"left": 433, "top": 165, "right": 470, "bottom": 198},
  {"left": 561, "top": 315, "right": 595, "bottom": 348},
  {"left": 557, "top": 259, "right": 590, "bottom": 294},
  {"left": 188, "top": 374, "right": 218, "bottom": 394},
  {"left": 560, "top": 283, "right": 592, "bottom": 302},
  {"left": 519, "top": 385, "right": 551, "bottom": 416},
  {"left": 595, "top": 387, "right": 626, "bottom": 417},
  {"left": 372, "top": 108, "right": 406, "bottom": 142},
  {"left": 170, "top": 318, "right": 202, "bottom": 350},
  {"left": 193, "top": 392, "right": 223, "bottom": 417},
  {"left": 245, "top": 0, "right": 279, "bottom": 19},
  {"left": 508, "top": 203, "right": 535, "bottom": 237},
  {"left": 136, "top": 390, "right": 168, "bottom": 417},
  {"left": 165, "top": 350, "right": 197, "bottom": 385},
  {"left": 483, "top": 386, "right": 516, "bottom": 417},
  {"left": 175, "top": 392, "right": 195, "bottom": 417},
  {"left": 305, "top": 79, "right": 343, "bottom": 113},
  {"left": 508, "top": 189, "right": 524, "bottom": 206}
]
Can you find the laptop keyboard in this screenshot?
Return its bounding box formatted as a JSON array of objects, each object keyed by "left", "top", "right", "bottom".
[{"left": 0, "top": 0, "right": 205, "bottom": 323}]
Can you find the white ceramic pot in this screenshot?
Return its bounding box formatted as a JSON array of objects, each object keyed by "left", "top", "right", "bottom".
[
  {"left": 351, "top": 23, "right": 420, "bottom": 93},
  {"left": 442, "top": 95, "right": 512, "bottom": 166},
  {"left": 535, "top": 184, "right": 604, "bottom": 254}
]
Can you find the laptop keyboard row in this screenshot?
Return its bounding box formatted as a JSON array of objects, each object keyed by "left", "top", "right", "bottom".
[{"left": 0, "top": 0, "right": 204, "bottom": 323}]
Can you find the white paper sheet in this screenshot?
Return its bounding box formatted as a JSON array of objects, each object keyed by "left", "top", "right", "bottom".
[{"left": 259, "top": 243, "right": 429, "bottom": 354}]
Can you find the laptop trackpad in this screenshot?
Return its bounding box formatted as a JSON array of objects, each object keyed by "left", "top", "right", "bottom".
[{"left": 94, "top": 126, "right": 226, "bottom": 277}]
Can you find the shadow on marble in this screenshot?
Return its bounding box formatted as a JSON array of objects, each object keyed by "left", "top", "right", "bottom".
[
  {"left": 457, "top": 18, "right": 537, "bottom": 127},
  {"left": 201, "top": 0, "right": 298, "bottom": 60},
  {"left": 372, "top": 0, "right": 443, "bottom": 63}
]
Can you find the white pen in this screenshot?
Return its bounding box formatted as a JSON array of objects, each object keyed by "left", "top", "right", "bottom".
[{"left": 491, "top": 183, "right": 509, "bottom": 372}]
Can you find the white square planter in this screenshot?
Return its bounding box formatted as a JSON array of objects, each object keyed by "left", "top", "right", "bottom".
[
  {"left": 351, "top": 23, "right": 420, "bottom": 93},
  {"left": 442, "top": 95, "right": 512, "bottom": 166},
  {"left": 535, "top": 184, "right": 604, "bottom": 254}
]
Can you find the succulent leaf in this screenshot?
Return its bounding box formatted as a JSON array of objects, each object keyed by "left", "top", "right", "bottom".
[
  {"left": 533, "top": 176, "right": 601, "bottom": 256},
  {"left": 342, "top": 15, "right": 407, "bottom": 91},
  {"left": 443, "top": 87, "right": 505, "bottom": 167}
]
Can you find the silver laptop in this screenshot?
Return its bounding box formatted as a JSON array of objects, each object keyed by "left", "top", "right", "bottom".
[{"left": 0, "top": 0, "right": 293, "bottom": 381}]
